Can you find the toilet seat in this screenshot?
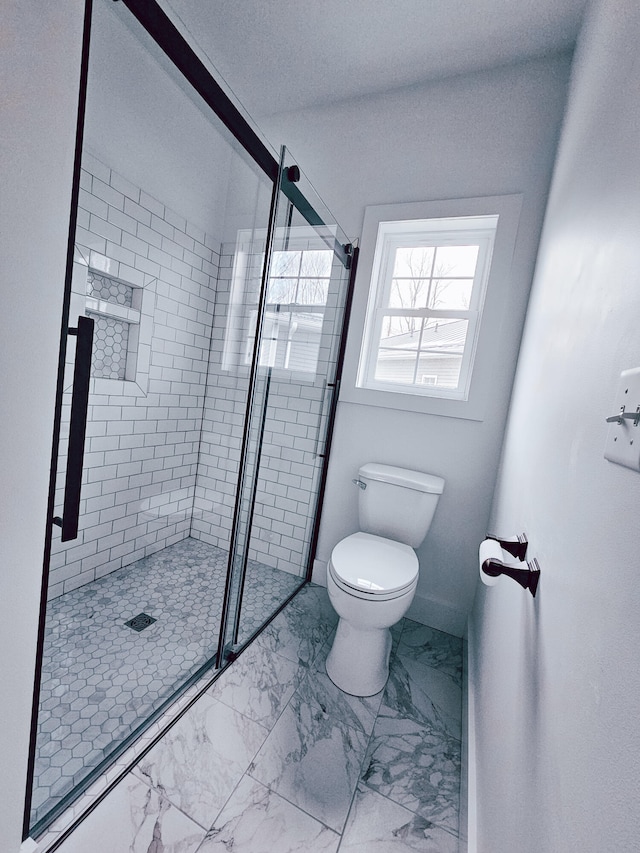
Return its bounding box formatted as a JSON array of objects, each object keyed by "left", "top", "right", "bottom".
[{"left": 329, "top": 532, "right": 418, "bottom": 601}]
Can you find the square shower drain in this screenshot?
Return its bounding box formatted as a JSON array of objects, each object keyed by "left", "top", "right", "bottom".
[{"left": 124, "top": 613, "right": 157, "bottom": 632}]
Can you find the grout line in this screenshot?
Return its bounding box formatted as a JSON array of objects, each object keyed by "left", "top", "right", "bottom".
[
  {"left": 39, "top": 588, "right": 464, "bottom": 851},
  {"left": 189, "top": 241, "right": 223, "bottom": 541},
  {"left": 337, "top": 615, "right": 463, "bottom": 846},
  {"left": 33, "top": 541, "right": 305, "bottom": 851}
]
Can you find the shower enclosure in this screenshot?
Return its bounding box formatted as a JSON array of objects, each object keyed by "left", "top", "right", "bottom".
[{"left": 25, "top": 0, "right": 357, "bottom": 840}]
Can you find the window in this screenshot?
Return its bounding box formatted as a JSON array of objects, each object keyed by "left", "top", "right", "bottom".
[
  {"left": 223, "top": 227, "right": 336, "bottom": 379},
  {"left": 251, "top": 247, "right": 333, "bottom": 374},
  {"left": 358, "top": 216, "right": 497, "bottom": 401},
  {"left": 341, "top": 195, "right": 522, "bottom": 421}
]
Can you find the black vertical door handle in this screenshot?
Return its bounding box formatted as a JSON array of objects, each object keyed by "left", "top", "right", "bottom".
[{"left": 53, "top": 315, "right": 94, "bottom": 542}]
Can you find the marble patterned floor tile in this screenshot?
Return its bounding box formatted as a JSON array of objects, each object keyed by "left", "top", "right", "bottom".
[
  {"left": 209, "top": 641, "right": 305, "bottom": 729},
  {"left": 300, "top": 640, "right": 383, "bottom": 736},
  {"left": 196, "top": 775, "right": 340, "bottom": 853},
  {"left": 388, "top": 621, "right": 405, "bottom": 668},
  {"left": 255, "top": 602, "right": 334, "bottom": 667},
  {"left": 381, "top": 654, "right": 462, "bottom": 739},
  {"left": 396, "top": 621, "right": 462, "bottom": 685},
  {"left": 361, "top": 714, "right": 461, "bottom": 835},
  {"left": 312, "top": 630, "right": 336, "bottom": 672},
  {"left": 390, "top": 618, "right": 406, "bottom": 642},
  {"left": 339, "top": 783, "right": 459, "bottom": 853},
  {"left": 54, "top": 774, "right": 205, "bottom": 853},
  {"left": 287, "top": 582, "right": 339, "bottom": 626},
  {"left": 135, "top": 693, "right": 269, "bottom": 829},
  {"left": 248, "top": 692, "right": 369, "bottom": 833},
  {"left": 40, "top": 579, "right": 465, "bottom": 853}
]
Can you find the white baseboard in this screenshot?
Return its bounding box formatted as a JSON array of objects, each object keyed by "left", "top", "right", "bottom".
[
  {"left": 464, "top": 618, "right": 477, "bottom": 853},
  {"left": 406, "top": 592, "right": 466, "bottom": 638},
  {"left": 459, "top": 627, "right": 470, "bottom": 852},
  {"left": 311, "top": 558, "right": 328, "bottom": 587}
]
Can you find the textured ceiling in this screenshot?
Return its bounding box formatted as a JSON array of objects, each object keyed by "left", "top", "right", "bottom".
[{"left": 163, "top": 0, "right": 588, "bottom": 115}]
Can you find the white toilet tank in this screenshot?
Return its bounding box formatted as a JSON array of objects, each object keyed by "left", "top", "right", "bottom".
[{"left": 357, "top": 463, "right": 444, "bottom": 548}]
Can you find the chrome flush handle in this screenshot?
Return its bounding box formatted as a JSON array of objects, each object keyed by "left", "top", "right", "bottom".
[{"left": 352, "top": 478, "right": 367, "bottom": 489}]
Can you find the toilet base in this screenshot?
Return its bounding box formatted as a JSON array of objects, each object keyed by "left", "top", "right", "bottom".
[{"left": 325, "top": 618, "right": 392, "bottom": 697}]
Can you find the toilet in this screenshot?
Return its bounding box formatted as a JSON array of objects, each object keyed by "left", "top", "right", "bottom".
[{"left": 325, "top": 463, "right": 444, "bottom": 697}]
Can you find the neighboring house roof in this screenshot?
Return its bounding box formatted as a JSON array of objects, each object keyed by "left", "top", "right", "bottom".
[{"left": 379, "top": 319, "right": 467, "bottom": 357}]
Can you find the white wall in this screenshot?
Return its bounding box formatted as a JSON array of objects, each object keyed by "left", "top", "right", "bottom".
[
  {"left": 262, "top": 54, "right": 572, "bottom": 634},
  {"left": 0, "top": 3, "right": 85, "bottom": 850},
  {"left": 469, "top": 1, "right": 640, "bottom": 849},
  {"left": 85, "top": 0, "right": 233, "bottom": 242}
]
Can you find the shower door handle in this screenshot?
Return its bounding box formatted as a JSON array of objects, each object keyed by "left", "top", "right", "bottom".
[
  {"left": 53, "top": 315, "right": 94, "bottom": 542},
  {"left": 314, "top": 381, "right": 336, "bottom": 458}
]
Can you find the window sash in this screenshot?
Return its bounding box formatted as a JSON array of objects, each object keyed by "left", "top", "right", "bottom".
[
  {"left": 359, "top": 223, "right": 496, "bottom": 400},
  {"left": 366, "top": 312, "right": 480, "bottom": 397}
]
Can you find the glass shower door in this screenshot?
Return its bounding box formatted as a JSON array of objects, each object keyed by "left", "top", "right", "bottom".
[
  {"left": 27, "top": 0, "right": 357, "bottom": 837},
  {"left": 219, "top": 148, "right": 354, "bottom": 657},
  {"left": 27, "top": 0, "right": 277, "bottom": 836}
]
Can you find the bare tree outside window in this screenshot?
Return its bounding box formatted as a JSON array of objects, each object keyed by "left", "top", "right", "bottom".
[
  {"left": 257, "top": 248, "right": 333, "bottom": 372},
  {"left": 268, "top": 249, "right": 331, "bottom": 306},
  {"left": 385, "top": 245, "right": 477, "bottom": 337},
  {"left": 362, "top": 222, "right": 495, "bottom": 396},
  {"left": 352, "top": 206, "right": 508, "bottom": 405}
]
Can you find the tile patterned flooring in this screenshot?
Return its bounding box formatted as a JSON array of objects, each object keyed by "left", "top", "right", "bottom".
[
  {"left": 33, "top": 538, "right": 302, "bottom": 830},
  {"left": 51, "top": 582, "right": 464, "bottom": 853}
]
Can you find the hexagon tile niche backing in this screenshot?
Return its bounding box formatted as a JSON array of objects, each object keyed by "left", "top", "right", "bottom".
[{"left": 86, "top": 271, "right": 135, "bottom": 380}]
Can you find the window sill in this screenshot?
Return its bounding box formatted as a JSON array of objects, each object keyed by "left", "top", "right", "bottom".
[{"left": 339, "top": 382, "right": 486, "bottom": 421}]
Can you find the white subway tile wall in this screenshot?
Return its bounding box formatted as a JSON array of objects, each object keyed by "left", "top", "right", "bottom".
[
  {"left": 191, "top": 245, "right": 252, "bottom": 551},
  {"left": 50, "top": 153, "right": 346, "bottom": 598},
  {"left": 49, "top": 153, "right": 219, "bottom": 598},
  {"left": 192, "top": 241, "right": 344, "bottom": 578}
]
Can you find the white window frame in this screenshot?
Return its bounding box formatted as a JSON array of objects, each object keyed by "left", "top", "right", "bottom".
[
  {"left": 341, "top": 195, "right": 522, "bottom": 421},
  {"left": 358, "top": 216, "right": 497, "bottom": 402}
]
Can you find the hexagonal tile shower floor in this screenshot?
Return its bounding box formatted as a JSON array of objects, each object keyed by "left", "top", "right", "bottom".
[{"left": 32, "top": 537, "right": 302, "bottom": 829}]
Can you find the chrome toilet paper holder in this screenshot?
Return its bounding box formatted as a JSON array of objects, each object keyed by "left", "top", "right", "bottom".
[{"left": 482, "top": 534, "right": 540, "bottom": 597}]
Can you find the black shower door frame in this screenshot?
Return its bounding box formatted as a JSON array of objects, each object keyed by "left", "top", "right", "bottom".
[{"left": 25, "top": 0, "right": 358, "bottom": 841}]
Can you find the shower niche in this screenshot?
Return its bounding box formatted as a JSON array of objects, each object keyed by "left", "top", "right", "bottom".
[{"left": 26, "top": 0, "right": 356, "bottom": 840}]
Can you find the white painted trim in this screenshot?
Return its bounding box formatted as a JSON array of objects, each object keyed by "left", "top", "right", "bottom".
[
  {"left": 465, "top": 617, "right": 478, "bottom": 853},
  {"left": 405, "top": 591, "right": 466, "bottom": 637},
  {"left": 311, "top": 557, "right": 327, "bottom": 587},
  {"left": 358, "top": 216, "right": 497, "bottom": 403},
  {"left": 341, "top": 194, "right": 522, "bottom": 422}
]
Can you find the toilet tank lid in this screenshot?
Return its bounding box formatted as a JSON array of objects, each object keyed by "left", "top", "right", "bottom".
[{"left": 359, "top": 463, "right": 445, "bottom": 494}]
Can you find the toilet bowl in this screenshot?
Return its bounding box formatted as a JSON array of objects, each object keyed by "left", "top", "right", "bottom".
[
  {"left": 325, "top": 532, "right": 418, "bottom": 696},
  {"left": 325, "top": 464, "right": 444, "bottom": 697}
]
